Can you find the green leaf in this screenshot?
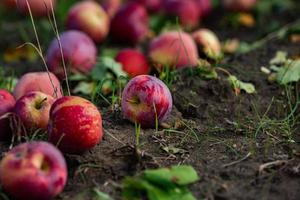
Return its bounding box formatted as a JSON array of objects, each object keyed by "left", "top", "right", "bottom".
[
  {"left": 122, "top": 165, "right": 199, "bottom": 200},
  {"left": 91, "top": 57, "right": 127, "bottom": 81},
  {"left": 228, "top": 75, "right": 256, "bottom": 94},
  {"left": 276, "top": 60, "right": 300, "bottom": 85},
  {"left": 73, "top": 81, "right": 95, "bottom": 95},
  {"left": 269, "top": 51, "right": 288, "bottom": 65},
  {"left": 143, "top": 165, "right": 199, "bottom": 186}
]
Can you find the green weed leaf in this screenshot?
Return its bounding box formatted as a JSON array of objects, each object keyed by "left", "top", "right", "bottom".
[
  {"left": 228, "top": 75, "right": 256, "bottom": 94},
  {"left": 276, "top": 60, "right": 300, "bottom": 85}
]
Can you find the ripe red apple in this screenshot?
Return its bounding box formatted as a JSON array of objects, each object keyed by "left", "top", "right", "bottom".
[
  {"left": 148, "top": 31, "right": 199, "bottom": 70},
  {"left": 193, "top": 0, "right": 212, "bottom": 17},
  {"left": 66, "top": 1, "right": 110, "bottom": 43},
  {"left": 131, "top": 0, "right": 162, "bottom": 13},
  {"left": 163, "top": 0, "right": 200, "bottom": 29},
  {"left": 2, "top": 0, "right": 17, "bottom": 9},
  {"left": 223, "top": 0, "right": 257, "bottom": 12},
  {"left": 14, "top": 91, "right": 54, "bottom": 130},
  {"left": 99, "top": 0, "right": 121, "bottom": 17},
  {"left": 115, "top": 49, "right": 150, "bottom": 77},
  {"left": 192, "top": 28, "right": 222, "bottom": 59},
  {"left": 110, "top": 2, "right": 150, "bottom": 45},
  {"left": 16, "top": 0, "right": 56, "bottom": 17},
  {"left": 0, "top": 141, "right": 67, "bottom": 200},
  {"left": 46, "top": 30, "right": 97, "bottom": 79},
  {"left": 13, "top": 71, "right": 62, "bottom": 100},
  {"left": 48, "top": 96, "right": 103, "bottom": 154},
  {"left": 121, "top": 75, "right": 172, "bottom": 128},
  {"left": 0, "top": 89, "right": 16, "bottom": 140}
]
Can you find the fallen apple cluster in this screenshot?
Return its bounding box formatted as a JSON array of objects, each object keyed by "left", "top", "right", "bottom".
[{"left": 0, "top": 0, "right": 258, "bottom": 199}]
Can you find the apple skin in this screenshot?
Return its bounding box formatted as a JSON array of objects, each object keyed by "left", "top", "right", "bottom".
[
  {"left": 48, "top": 96, "right": 103, "bottom": 154},
  {"left": 115, "top": 49, "right": 150, "bottom": 77},
  {"left": 163, "top": 0, "right": 200, "bottom": 29},
  {"left": 16, "top": 0, "right": 56, "bottom": 17},
  {"left": 223, "top": 0, "right": 257, "bottom": 12},
  {"left": 66, "top": 1, "right": 110, "bottom": 43},
  {"left": 13, "top": 72, "right": 62, "bottom": 100},
  {"left": 46, "top": 30, "right": 97, "bottom": 79},
  {"left": 2, "top": 0, "right": 17, "bottom": 9},
  {"left": 110, "top": 2, "right": 150, "bottom": 45},
  {"left": 148, "top": 31, "right": 199, "bottom": 70},
  {"left": 131, "top": 0, "right": 162, "bottom": 13},
  {"left": 193, "top": 0, "right": 212, "bottom": 17},
  {"left": 0, "top": 89, "right": 16, "bottom": 140},
  {"left": 121, "top": 75, "right": 172, "bottom": 128},
  {"left": 192, "top": 28, "right": 222, "bottom": 59},
  {"left": 14, "top": 91, "right": 55, "bottom": 130},
  {"left": 99, "top": 0, "right": 121, "bottom": 17},
  {"left": 0, "top": 141, "right": 67, "bottom": 200}
]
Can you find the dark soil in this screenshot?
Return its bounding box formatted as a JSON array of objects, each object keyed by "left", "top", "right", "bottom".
[{"left": 1, "top": 2, "right": 300, "bottom": 200}]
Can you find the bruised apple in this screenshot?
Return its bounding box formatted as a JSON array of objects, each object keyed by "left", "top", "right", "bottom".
[
  {"left": 0, "top": 141, "right": 67, "bottom": 200},
  {"left": 121, "top": 75, "right": 172, "bottom": 128},
  {"left": 48, "top": 96, "right": 103, "bottom": 154}
]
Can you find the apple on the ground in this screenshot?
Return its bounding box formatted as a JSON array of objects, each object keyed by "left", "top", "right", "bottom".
[
  {"left": 14, "top": 91, "right": 54, "bottom": 130},
  {"left": 46, "top": 30, "right": 97, "bottom": 79},
  {"left": 48, "top": 96, "right": 103, "bottom": 154},
  {"left": 0, "top": 141, "right": 67, "bottom": 200},
  {"left": 13, "top": 71, "right": 62, "bottom": 100},
  {"left": 0, "top": 89, "right": 16, "bottom": 140},
  {"left": 192, "top": 28, "right": 222, "bottom": 60},
  {"left": 110, "top": 2, "right": 150, "bottom": 45},
  {"left": 121, "top": 75, "right": 172, "bottom": 128},
  {"left": 16, "top": 0, "right": 56, "bottom": 17},
  {"left": 115, "top": 49, "right": 150, "bottom": 77},
  {"left": 66, "top": 1, "right": 110, "bottom": 43},
  {"left": 148, "top": 31, "right": 199, "bottom": 70}
]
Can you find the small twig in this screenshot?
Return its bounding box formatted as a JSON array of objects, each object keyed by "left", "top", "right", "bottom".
[
  {"left": 258, "top": 160, "right": 289, "bottom": 174},
  {"left": 222, "top": 152, "right": 252, "bottom": 168},
  {"left": 104, "top": 129, "right": 126, "bottom": 146}
]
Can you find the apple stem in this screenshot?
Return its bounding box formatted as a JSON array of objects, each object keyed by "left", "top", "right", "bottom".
[
  {"left": 35, "top": 97, "right": 47, "bottom": 110},
  {"left": 126, "top": 96, "right": 140, "bottom": 104}
]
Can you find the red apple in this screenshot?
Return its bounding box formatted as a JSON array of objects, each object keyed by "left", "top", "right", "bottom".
[
  {"left": 223, "top": 0, "right": 257, "bottom": 12},
  {"left": 2, "top": 0, "right": 17, "bottom": 9},
  {"left": 46, "top": 30, "right": 97, "bottom": 79},
  {"left": 192, "top": 28, "right": 222, "bottom": 59},
  {"left": 148, "top": 31, "right": 199, "bottom": 70},
  {"left": 131, "top": 0, "right": 162, "bottom": 13},
  {"left": 16, "top": 0, "right": 56, "bottom": 17},
  {"left": 193, "top": 0, "right": 212, "bottom": 17},
  {"left": 66, "top": 1, "right": 110, "bottom": 43},
  {"left": 13, "top": 71, "right": 62, "bottom": 100},
  {"left": 48, "top": 96, "right": 103, "bottom": 154},
  {"left": 110, "top": 2, "right": 150, "bottom": 45},
  {"left": 99, "top": 0, "right": 121, "bottom": 17},
  {"left": 14, "top": 91, "right": 54, "bottom": 130},
  {"left": 0, "top": 141, "right": 67, "bottom": 200},
  {"left": 0, "top": 89, "right": 16, "bottom": 140},
  {"left": 121, "top": 75, "right": 172, "bottom": 128},
  {"left": 115, "top": 49, "right": 150, "bottom": 77},
  {"left": 163, "top": 0, "right": 200, "bottom": 29}
]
